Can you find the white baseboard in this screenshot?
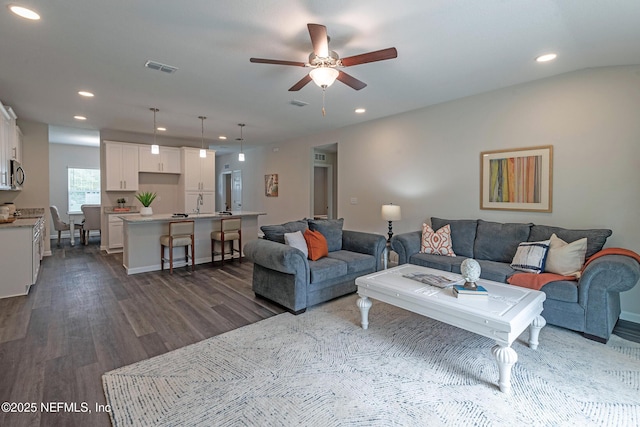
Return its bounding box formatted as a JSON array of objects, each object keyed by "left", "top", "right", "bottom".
[{"left": 620, "top": 311, "right": 640, "bottom": 324}]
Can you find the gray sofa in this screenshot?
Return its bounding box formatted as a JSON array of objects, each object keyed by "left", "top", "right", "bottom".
[
  {"left": 244, "top": 219, "right": 386, "bottom": 314},
  {"left": 391, "top": 217, "right": 640, "bottom": 343}
]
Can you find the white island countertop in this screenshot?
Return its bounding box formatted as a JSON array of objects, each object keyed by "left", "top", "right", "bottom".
[{"left": 121, "top": 211, "right": 266, "bottom": 275}]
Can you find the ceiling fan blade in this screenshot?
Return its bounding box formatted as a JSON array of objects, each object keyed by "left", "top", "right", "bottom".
[
  {"left": 340, "top": 47, "right": 398, "bottom": 67},
  {"left": 337, "top": 71, "right": 367, "bottom": 90},
  {"left": 289, "top": 74, "right": 313, "bottom": 91},
  {"left": 307, "top": 23, "right": 329, "bottom": 58},
  {"left": 250, "top": 58, "right": 306, "bottom": 67}
]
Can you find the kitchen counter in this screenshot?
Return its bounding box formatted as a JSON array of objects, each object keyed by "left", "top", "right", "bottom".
[
  {"left": 0, "top": 217, "right": 42, "bottom": 228},
  {"left": 121, "top": 211, "right": 266, "bottom": 274}
]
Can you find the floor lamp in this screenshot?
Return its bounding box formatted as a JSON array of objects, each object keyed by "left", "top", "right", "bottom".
[{"left": 381, "top": 203, "right": 401, "bottom": 269}]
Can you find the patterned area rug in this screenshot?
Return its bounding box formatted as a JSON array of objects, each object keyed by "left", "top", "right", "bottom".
[{"left": 103, "top": 295, "right": 640, "bottom": 426}]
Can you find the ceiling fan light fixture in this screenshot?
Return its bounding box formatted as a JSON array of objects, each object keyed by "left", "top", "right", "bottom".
[{"left": 310, "top": 67, "right": 339, "bottom": 88}]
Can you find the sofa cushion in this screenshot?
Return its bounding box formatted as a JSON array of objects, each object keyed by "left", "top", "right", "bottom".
[
  {"left": 510, "top": 240, "right": 550, "bottom": 274},
  {"left": 261, "top": 220, "right": 308, "bottom": 244},
  {"left": 308, "top": 218, "right": 344, "bottom": 252},
  {"left": 420, "top": 224, "right": 456, "bottom": 256},
  {"left": 474, "top": 219, "right": 532, "bottom": 263},
  {"left": 409, "top": 253, "right": 465, "bottom": 272},
  {"left": 327, "top": 250, "right": 376, "bottom": 275},
  {"left": 544, "top": 233, "right": 587, "bottom": 276},
  {"left": 469, "top": 260, "right": 518, "bottom": 283},
  {"left": 308, "top": 257, "right": 348, "bottom": 284},
  {"left": 304, "top": 229, "right": 329, "bottom": 261},
  {"left": 284, "top": 231, "right": 308, "bottom": 258},
  {"left": 431, "top": 217, "right": 477, "bottom": 258},
  {"left": 540, "top": 280, "right": 579, "bottom": 303},
  {"left": 528, "top": 224, "right": 611, "bottom": 259}
]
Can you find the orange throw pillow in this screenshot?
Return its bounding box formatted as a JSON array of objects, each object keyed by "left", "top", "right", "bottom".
[{"left": 304, "top": 229, "right": 328, "bottom": 261}]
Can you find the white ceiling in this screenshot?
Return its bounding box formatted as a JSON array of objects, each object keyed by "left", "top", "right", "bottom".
[{"left": 1, "top": 1, "right": 640, "bottom": 153}]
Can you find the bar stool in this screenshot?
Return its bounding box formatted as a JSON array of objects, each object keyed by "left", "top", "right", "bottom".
[
  {"left": 211, "top": 218, "right": 242, "bottom": 265},
  {"left": 160, "top": 220, "right": 195, "bottom": 273}
]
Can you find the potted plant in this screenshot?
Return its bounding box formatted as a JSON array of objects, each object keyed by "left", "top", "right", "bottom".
[
  {"left": 116, "top": 198, "right": 126, "bottom": 209},
  {"left": 135, "top": 191, "right": 157, "bottom": 216}
]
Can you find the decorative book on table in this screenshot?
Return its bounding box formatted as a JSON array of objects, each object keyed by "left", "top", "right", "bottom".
[
  {"left": 453, "top": 284, "right": 489, "bottom": 299},
  {"left": 403, "top": 273, "right": 464, "bottom": 288}
]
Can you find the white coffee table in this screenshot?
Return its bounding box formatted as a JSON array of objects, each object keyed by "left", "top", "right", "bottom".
[{"left": 355, "top": 264, "right": 546, "bottom": 393}]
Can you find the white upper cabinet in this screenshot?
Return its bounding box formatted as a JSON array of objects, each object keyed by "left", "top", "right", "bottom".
[
  {"left": 181, "top": 148, "right": 215, "bottom": 191},
  {"left": 0, "top": 103, "right": 11, "bottom": 190},
  {"left": 105, "top": 141, "right": 139, "bottom": 191},
  {"left": 139, "top": 145, "right": 180, "bottom": 174}
]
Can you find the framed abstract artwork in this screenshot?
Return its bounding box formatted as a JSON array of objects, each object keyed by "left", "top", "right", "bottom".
[
  {"left": 480, "top": 145, "right": 553, "bottom": 212},
  {"left": 265, "top": 174, "right": 278, "bottom": 197}
]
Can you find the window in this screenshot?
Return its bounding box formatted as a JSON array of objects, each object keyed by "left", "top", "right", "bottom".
[{"left": 68, "top": 168, "right": 100, "bottom": 212}]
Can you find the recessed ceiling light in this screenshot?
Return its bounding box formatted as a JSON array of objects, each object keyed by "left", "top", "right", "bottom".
[
  {"left": 535, "top": 53, "right": 557, "bottom": 63},
  {"left": 156, "top": 127, "right": 166, "bottom": 131},
  {"left": 74, "top": 115, "right": 87, "bottom": 121},
  {"left": 78, "top": 91, "right": 94, "bottom": 97},
  {"left": 355, "top": 108, "right": 366, "bottom": 114},
  {"left": 8, "top": 5, "right": 40, "bottom": 20},
  {"left": 218, "top": 136, "right": 227, "bottom": 140}
]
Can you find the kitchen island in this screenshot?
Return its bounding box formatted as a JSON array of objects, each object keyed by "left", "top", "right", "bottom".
[{"left": 121, "top": 211, "right": 265, "bottom": 275}]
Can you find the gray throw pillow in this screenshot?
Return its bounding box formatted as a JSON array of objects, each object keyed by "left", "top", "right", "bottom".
[
  {"left": 261, "top": 220, "right": 308, "bottom": 244},
  {"left": 474, "top": 219, "right": 533, "bottom": 263},
  {"left": 431, "top": 217, "right": 478, "bottom": 258},
  {"left": 528, "top": 225, "right": 612, "bottom": 259},
  {"left": 308, "top": 218, "right": 344, "bottom": 252}
]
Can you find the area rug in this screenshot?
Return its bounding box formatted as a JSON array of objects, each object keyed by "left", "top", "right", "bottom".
[{"left": 103, "top": 295, "right": 640, "bottom": 426}]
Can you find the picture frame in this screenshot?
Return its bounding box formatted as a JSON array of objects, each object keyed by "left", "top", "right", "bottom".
[
  {"left": 480, "top": 145, "right": 553, "bottom": 212},
  {"left": 265, "top": 174, "right": 278, "bottom": 197}
]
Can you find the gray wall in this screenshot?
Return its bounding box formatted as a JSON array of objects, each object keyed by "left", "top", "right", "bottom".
[{"left": 215, "top": 65, "right": 640, "bottom": 322}]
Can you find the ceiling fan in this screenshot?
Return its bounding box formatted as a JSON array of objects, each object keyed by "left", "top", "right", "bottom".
[{"left": 250, "top": 23, "right": 398, "bottom": 92}]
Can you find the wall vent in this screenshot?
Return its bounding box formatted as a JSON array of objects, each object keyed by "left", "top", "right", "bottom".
[
  {"left": 314, "top": 153, "right": 326, "bottom": 162},
  {"left": 224, "top": 164, "right": 230, "bottom": 169},
  {"left": 144, "top": 60, "right": 178, "bottom": 74},
  {"left": 290, "top": 99, "right": 309, "bottom": 107}
]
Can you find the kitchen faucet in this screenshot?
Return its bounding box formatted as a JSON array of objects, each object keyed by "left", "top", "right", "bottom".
[{"left": 195, "top": 193, "right": 203, "bottom": 215}]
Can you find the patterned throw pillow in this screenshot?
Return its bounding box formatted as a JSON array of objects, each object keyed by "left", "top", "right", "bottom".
[
  {"left": 510, "top": 240, "right": 551, "bottom": 274},
  {"left": 420, "top": 224, "right": 456, "bottom": 256}
]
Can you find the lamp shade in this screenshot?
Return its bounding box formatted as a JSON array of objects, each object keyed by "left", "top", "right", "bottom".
[
  {"left": 381, "top": 204, "right": 401, "bottom": 221},
  {"left": 310, "top": 67, "right": 339, "bottom": 88}
]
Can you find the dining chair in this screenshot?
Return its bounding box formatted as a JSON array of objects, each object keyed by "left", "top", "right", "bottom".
[
  {"left": 211, "top": 218, "right": 242, "bottom": 265},
  {"left": 81, "top": 204, "right": 101, "bottom": 245},
  {"left": 50, "top": 205, "right": 73, "bottom": 247},
  {"left": 160, "top": 220, "right": 195, "bottom": 273}
]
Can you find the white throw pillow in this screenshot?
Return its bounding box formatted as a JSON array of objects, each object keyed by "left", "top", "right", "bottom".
[
  {"left": 284, "top": 230, "right": 308, "bottom": 258},
  {"left": 510, "top": 240, "right": 550, "bottom": 274},
  {"left": 544, "top": 233, "right": 587, "bottom": 276}
]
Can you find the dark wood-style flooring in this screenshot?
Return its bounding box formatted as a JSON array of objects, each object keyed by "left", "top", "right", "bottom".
[{"left": 0, "top": 237, "right": 284, "bottom": 427}]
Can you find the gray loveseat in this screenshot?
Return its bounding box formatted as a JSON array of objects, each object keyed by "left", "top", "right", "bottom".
[
  {"left": 244, "top": 219, "right": 386, "bottom": 314},
  {"left": 391, "top": 217, "right": 640, "bottom": 343}
]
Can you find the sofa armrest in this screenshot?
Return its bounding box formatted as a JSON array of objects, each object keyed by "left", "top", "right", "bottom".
[
  {"left": 390, "top": 231, "right": 422, "bottom": 265},
  {"left": 578, "top": 254, "right": 640, "bottom": 340},
  {"left": 244, "top": 238, "right": 309, "bottom": 281},
  {"left": 342, "top": 230, "right": 387, "bottom": 271}
]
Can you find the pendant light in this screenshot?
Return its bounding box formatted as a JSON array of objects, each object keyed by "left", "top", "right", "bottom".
[
  {"left": 198, "top": 116, "right": 207, "bottom": 158},
  {"left": 150, "top": 108, "right": 159, "bottom": 154},
  {"left": 237, "top": 123, "right": 245, "bottom": 162}
]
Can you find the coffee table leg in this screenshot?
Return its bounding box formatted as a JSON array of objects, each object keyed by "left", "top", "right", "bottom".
[
  {"left": 528, "top": 315, "right": 546, "bottom": 350},
  {"left": 356, "top": 296, "right": 372, "bottom": 330},
  {"left": 491, "top": 344, "right": 518, "bottom": 393}
]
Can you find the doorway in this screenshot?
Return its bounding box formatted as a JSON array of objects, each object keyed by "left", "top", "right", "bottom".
[
  {"left": 221, "top": 170, "right": 242, "bottom": 211},
  {"left": 312, "top": 144, "right": 337, "bottom": 219}
]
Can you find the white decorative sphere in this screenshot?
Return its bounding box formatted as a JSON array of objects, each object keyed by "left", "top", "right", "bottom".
[{"left": 460, "top": 259, "right": 481, "bottom": 282}]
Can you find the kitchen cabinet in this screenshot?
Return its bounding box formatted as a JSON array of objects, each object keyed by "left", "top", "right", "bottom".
[
  {"left": 105, "top": 141, "right": 139, "bottom": 191},
  {"left": 0, "top": 102, "right": 11, "bottom": 190},
  {"left": 0, "top": 216, "right": 44, "bottom": 299},
  {"left": 179, "top": 148, "right": 215, "bottom": 213},
  {"left": 108, "top": 213, "right": 138, "bottom": 252},
  {"left": 139, "top": 145, "right": 181, "bottom": 174}
]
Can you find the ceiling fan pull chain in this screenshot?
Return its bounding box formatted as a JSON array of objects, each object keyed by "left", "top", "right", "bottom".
[{"left": 322, "top": 87, "right": 326, "bottom": 117}]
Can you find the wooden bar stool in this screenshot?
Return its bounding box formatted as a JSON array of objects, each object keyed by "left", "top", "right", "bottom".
[
  {"left": 211, "top": 218, "right": 242, "bottom": 265},
  {"left": 160, "top": 220, "right": 195, "bottom": 273}
]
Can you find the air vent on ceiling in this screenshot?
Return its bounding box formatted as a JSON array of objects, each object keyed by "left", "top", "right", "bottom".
[
  {"left": 314, "top": 153, "right": 326, "bottom": 162},
  {"left": 290, "top": 99, "right": 309, "bottom": 107},
  {"left": 144, "top": 60, "right": 178, "bottom": 74}
]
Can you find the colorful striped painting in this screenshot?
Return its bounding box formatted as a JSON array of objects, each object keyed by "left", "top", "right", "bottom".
[{"left": 489, "top": 155, "right": 542, "bottom": 203}]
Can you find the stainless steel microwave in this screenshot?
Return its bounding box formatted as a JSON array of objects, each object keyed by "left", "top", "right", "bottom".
[{"left": 10, "top": 159, "right": 25, "bottom": 190}]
